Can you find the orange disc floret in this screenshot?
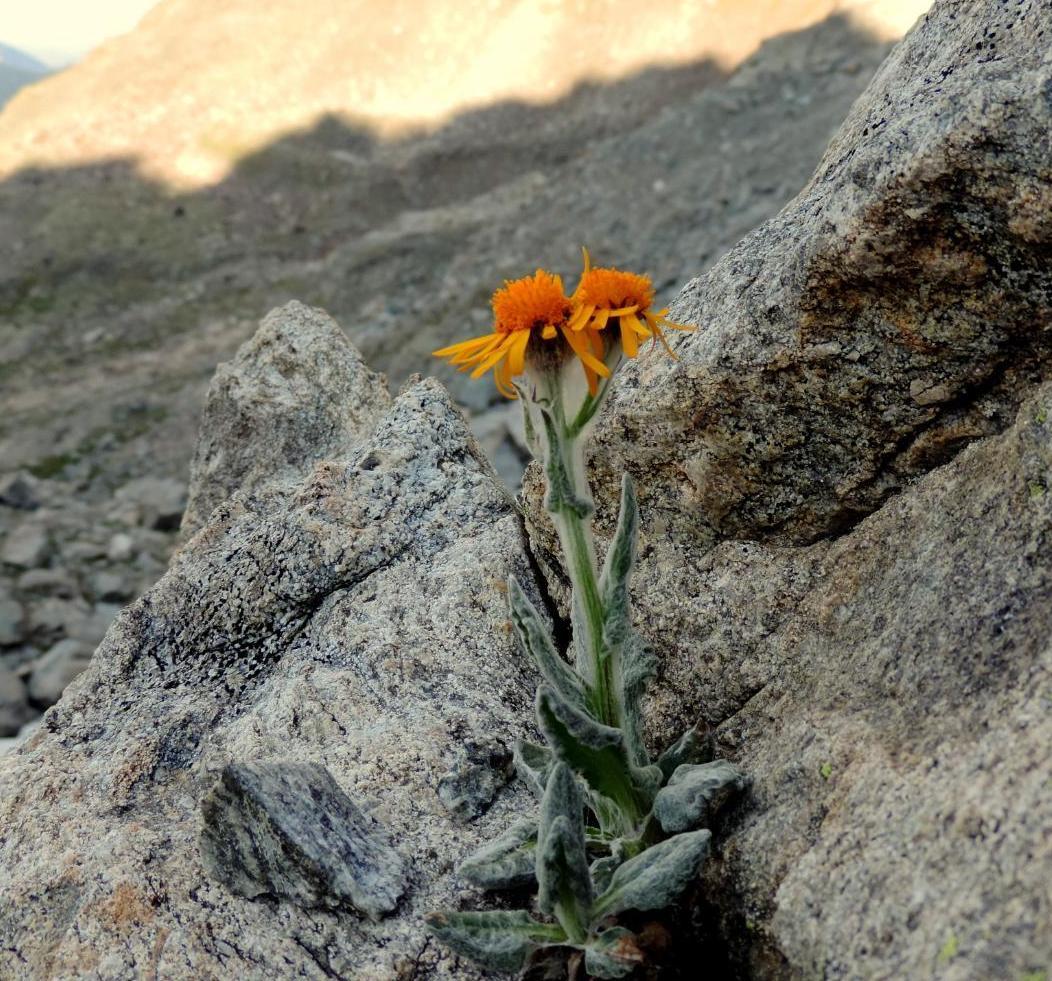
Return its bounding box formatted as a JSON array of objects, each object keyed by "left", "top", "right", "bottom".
[
  {"left": 432, "top": 268, "right": 610, "bottom": 399},
  {"left": 570, "top": 248, "right": 694, "bottom": 359},
  {"left": 492, "top": 269, "right": 572, "bottom": 336},
  {"left": 574, "top": 267, "right": 655, "bottom": 315}
]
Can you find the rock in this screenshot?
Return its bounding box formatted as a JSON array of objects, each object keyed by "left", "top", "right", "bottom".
[
  {"left": 522, "top": 2, "right": 1052, "bottom": 977},
  {"left": 0, "top": 664, "right": 32, "bottom": 736},
  {"left": 469, "top": 404, "right": 530, "bottom": 492},
  {"left": 66, "top": 603, "right": 121, "bottom": 646},
  {"left": 551, "top": 0, "right": 1052, "bottom": 554},
  {"left": 436, "top": 736, "right": 514, "bottom": 822},
  {"left": 0, "top": 471, "right": 41, "bottom": 511},
  {"left": 0, "top": 521, "right": 50, "bottom": 569},
  {"left": 182, "top": 300, "right": 392, "bottom": 538},
  {"left": 0, "top": 312, "right": 540, "bottom": 979},
  {"left": 0, "top": 716, "right": 42, "bottom": 757},
  {"left": 0, "top": 645, "right": 40, "bottom": 674},
  {"left": 87, "top": 570, "right": 134, "bottom": 602},
  {"left": 26, "top": 597, "right": 91, "bottom": 639},
  {"left": 27, "top": 638, "right": 91, "bottom": 707},
  {"left": 16, "top": 567, "right": 78, "bottom": 599},
  {"left": 106, "top": 531, "right": 136, "bottom": 562},
  {"left": 200, "top": 761, "right": 407, "bottom": 918},
  {"left": 60, "top": 538, "right": 110, "bottom": 562},
  {"left": 0, "top": 594, "right": 25, "bottom": 647},
  {"left": 115, "top": 477, "right": 187, "bottom": 532}
]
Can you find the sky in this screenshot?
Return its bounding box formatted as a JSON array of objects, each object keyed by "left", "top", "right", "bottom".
[{"left": 0, "top": 0, "right": 159, "bottom": 67}]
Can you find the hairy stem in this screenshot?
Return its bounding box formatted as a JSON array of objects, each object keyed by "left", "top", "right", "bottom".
[{"left": 541, "top": 375, "right": 620, "bottom": 731}]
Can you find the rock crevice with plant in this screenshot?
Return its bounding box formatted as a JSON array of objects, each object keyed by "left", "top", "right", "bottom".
[
  {"left": 0, "top": 2, "right": 1049, "bottom": 979},
  {"left": 429, "top": 257, "right": 743, "bottom": 975}
]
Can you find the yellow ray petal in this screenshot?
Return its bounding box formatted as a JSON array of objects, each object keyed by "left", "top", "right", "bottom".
[
  {"left": 470, "top": 335, "right": 515, "bottom": 378},
  {"left": 651, "top": 322, "right": 677, "bottom": 359},
  {"left": 496, "top": 356, "right": 518, "bottom": 398},
  {"left": 624, "top": 313, "right": 651, "bottom": 338},
  {"left": 620, "top": 318, "right": 639, "bottom": 358},
  {"left": 568, "top": 303, "right": 595, "bottom": 332},
  {"left": 586, "top": 327, "right": 605, "bottom": 361},
  {"left": 450, "top": 332, "right": 504, "bottom": 366},
  {"left": 651, "top": 309, "right": 695, "bottom": 332},
  {"left": 583, "top": 363, "right": 599, "bottom": 396},
  {"left": 561, "top": 326, "right": 611, "bottom": 377},
  {"left": 508, "top": 328, "right": 531, "bottom": 376},
  {"left": 433, "top": 332, "right": 498, "bottom": 358}
]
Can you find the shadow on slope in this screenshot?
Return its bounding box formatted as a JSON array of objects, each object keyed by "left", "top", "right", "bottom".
[{"left": 0, "top": 13, "right": 893, "bottom": 497}]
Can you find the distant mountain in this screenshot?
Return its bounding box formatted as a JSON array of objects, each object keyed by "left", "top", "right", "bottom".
[
  {"left": 0, "top": 42, "right": 48, "bottom": 75},
  {"left": 0, "top": 43, "right": 48, "bottom": 108}
]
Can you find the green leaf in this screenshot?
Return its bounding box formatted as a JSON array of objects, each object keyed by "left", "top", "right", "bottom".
[
  {"left": 598, "top": 475, "right": 638, "bottom": 652},
  {"left": 656, "top": 726, "right": 714, "bottom": 781},
  {"left": 513, "top": 738, "right": 554, "bottom": 799},
  {"left": 614, "top": 635, "right": 655, "bottom": 768},
  {"left": 536, "top": 763, "right": 593, "bottom": 937},
  {"left": 521, "top": 400, "right": 540, "bottom": 458},
  {"left": 595, "top": 475, "right": 654, "bottom": 767},
  {"left": 535, "top": 686, "right": 660, "bottom": 833},
  {"left": 539, "top": 407, "right": 592, "bottom": 519},
  {"left": 584, "top": 927, "right": 646, "bottom": 979},
  {"left": 424, "top": 909, "right": 566, "bottom": 972},
  {"left": 458, "top": 818, "right": 537, "bottom": 890},
  {"left": 589, "top": 855, "right": 619, "bottom": 897},
  {"left": 652, "top": 761, "right": 745, "bottom": 834},
  {"left": 588, "top": 836, "right": 630, "bottom": 895},
  {"left": 591, "top": 830, "right": 712, "bottom": 921},
  {"left": 508, "top": 576, "right": 588, "bottom": 710}
]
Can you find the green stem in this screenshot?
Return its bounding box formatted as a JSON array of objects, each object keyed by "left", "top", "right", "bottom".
[
  {"left": 555, "top": 886, "right": 587, "bottom": 945},
  {"left": 542, "top": 379, "right": 619, "bottom": 731}
]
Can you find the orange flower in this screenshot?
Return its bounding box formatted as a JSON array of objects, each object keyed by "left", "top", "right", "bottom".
[
  {"left": 433, "top": 269, "right": 610, "bottom": 398},
  {"left": 569, "top": 248, "right": 693, "bottom": 358}
]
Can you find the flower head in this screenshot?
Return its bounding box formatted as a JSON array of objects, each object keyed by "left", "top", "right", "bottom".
[
  {"left": 569, "top": 248, "right": 692, "bottom": 358},
  {"left": 433, "top": 269, "right": 610, "bottom": 398}
]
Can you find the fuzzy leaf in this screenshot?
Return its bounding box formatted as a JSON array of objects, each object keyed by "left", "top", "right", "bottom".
[
  {"left": 588, "top": 838, "right": 629, "bottom": 895},
  {"left": 589, "top": 855, "right": 620, "bottom": 897},
  {"left": 652, "top": 761, "right": 745, "bottom": 834},
  {"left": 598, "top": 475, "right": 639, "bottom": 652},
  {"left": 521, "top": 400, "right": 540, "bottom": 458},
  {"left": 458, "top": 818, "right": 537, "bottom": 890},
  {"left": 596, "top": 476, "right": 654, "bottom": 767},
  {"left": 584, "top": 927, "right": 646, "bottom": 979},
  {"left": 656, "top": 726, "right": 714, "bottom": 781},
  {"left": 536, "top": 764, "right": 593, "bottom": 920},
  {"left": 614, "top": 634, "right": 655, "bottom": 769},
  {"left": 535, "top": 687, "right": 660, "bottom": 832},
  {"left": 508, "top": 576, "right": 588, "bottom": 710},
  {"left": 539, "top": 408, "right": 592, "bottom": 519},
  {"left": 425, "top": 909, "right": 566, "bottom": 972},
  {"left": 591, "top": 830, "right": 712, "bottom": 921},
  {"left": 513, "top": 738, "right": 554, "bottom": 799}
]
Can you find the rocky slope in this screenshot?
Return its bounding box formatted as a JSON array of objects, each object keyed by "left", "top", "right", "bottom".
[
  {"left": 0, "top": 2, "right": 929, "bottom": 732},
  {"left": 0, "top": 1, "right": 1048, "bottom": 978},
  {"left": 0, "top": 1, "right": 927, "bottom": 491}
]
